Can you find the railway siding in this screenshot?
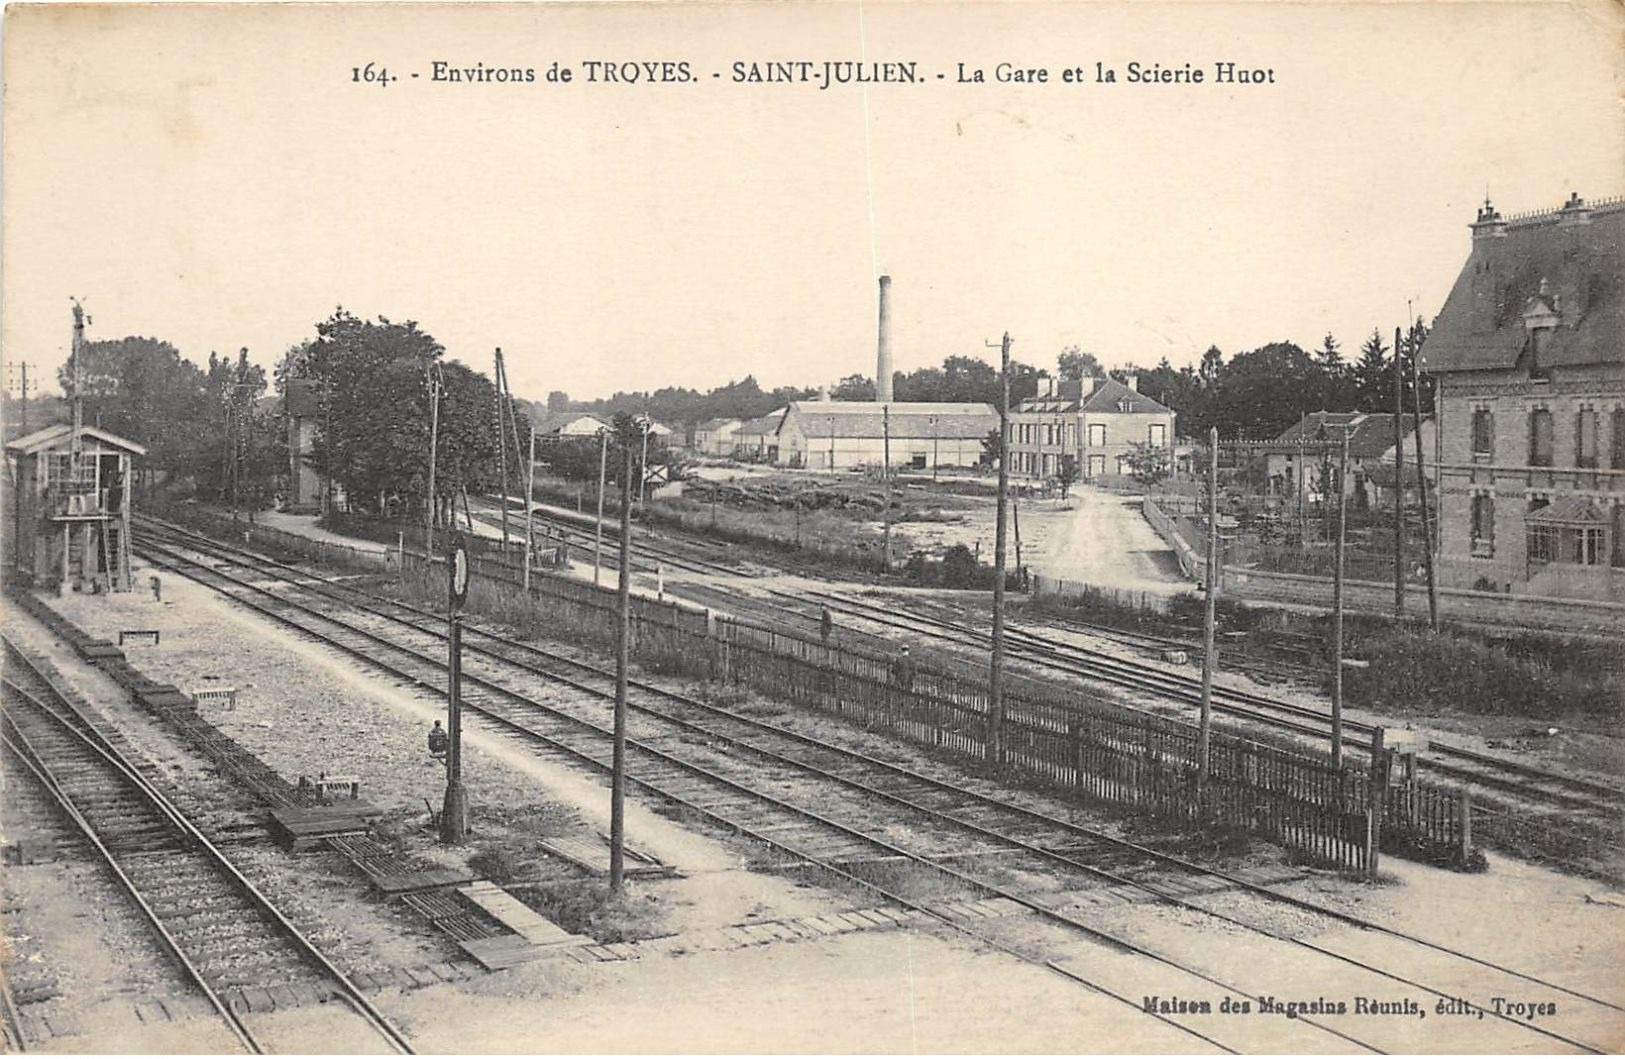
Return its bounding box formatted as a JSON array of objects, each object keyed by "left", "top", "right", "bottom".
[{"left": 433, "top": 551, "right": 1471, "bottom": 874}]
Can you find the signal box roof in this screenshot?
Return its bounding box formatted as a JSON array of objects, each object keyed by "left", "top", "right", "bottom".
[{"left": 5, "top": 422, "right": 147, "bottom": 457}]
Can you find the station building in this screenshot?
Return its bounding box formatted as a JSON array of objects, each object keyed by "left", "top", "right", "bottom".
[{"left": 1419, "top": 193, "right": 1624, "bottom": 601}]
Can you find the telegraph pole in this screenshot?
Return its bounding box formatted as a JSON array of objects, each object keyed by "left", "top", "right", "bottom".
[
  {"left": 987, "top": 332, "right": 1012, "bottom": 770},
  {"left": 425, "top": 363, "right": 442, "bottom": 556},
  {"left": 1331, "top": 430, "right": 1350, "bottom": 769},
  {"left": 610, "top": 436, "right": 633, "bottom": 892},
  {"left": 14, "top": 363, "right": 29, "bottom": 436},
  {"left": 524, "top": 428, "right": 537, "bottom": 591},
  {"left": 1198, "top": 427, "right": 1219, "bottom": 798},
  {"left": 1392, "top": 326, "right": 1405, "bottom": 617},
  {"left": 495, "top": 350, "right": 528, "bottom": 558},
  {"left": 931, "top": 415, "right": 939, "bottom": 482},
  {"left": 495, "top": 350, "right": 510, "bottom": 550},
  {"left": 593, "top": 428, "right": 608, "bottom": 587},
  {"left": 1409, "top": 356, "right": 1439, "bottom": 629},
  {"left": 1296, "top": 411, "right": 1307, "bottom": 550},
  {"left": 882, "top": 404, "right": 892, "bottom": 572},
  {"left": 638, "top": 421, "right": 651, "bottom": 509}
]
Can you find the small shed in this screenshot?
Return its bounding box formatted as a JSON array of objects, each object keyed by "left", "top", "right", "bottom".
[{"left": 6, "top": 423, "right": 145, "bottom": 592}]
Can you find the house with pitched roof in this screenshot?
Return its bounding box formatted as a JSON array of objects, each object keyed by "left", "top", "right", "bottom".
[
  {"left": 1418, "top": 192, "right": 1624, "bottom": 600},
  {"left": 1261, "top": 412, "right": 1434, "bottom": 509},
  {"left": 733, "top": 408, "right": 789, "bottom": 462},
  {"left": 692, "top": 417, "right": 744, "bottom": 456},
  {"left": 1007, "top": 374, "right": 1175, "bottom": 482}
]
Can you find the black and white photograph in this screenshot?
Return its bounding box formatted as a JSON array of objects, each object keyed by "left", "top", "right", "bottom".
[{"left": 1, "top": 0, "right": 1622, "bottom": 1052}]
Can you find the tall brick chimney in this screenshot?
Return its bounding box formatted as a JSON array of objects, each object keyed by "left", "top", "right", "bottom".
[{"left": 876, "top": 275, "right": 893, "bottom": 403}]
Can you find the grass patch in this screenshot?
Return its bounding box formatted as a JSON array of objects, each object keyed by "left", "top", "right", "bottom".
[
  {"left": 1343, "top": 623, "right": 1623, "bottom": 722},
  {"left": 517, "top": 879, "right": 663, "bottom": 943}
]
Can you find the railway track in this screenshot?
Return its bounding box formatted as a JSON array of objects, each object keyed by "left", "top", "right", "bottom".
[
  {"left": 487, "top": 504, "right": 1623, "bottom": 819},
  {"left": 130, "top": 520, "right": 1625, "bottom": 1053},
  {"left": 503, "top": 503, "right": 1624, "bottom": 816},
  {"left": 791, "top": 587, "right": 1625, "bottom": 817},
  {"left": 0, "top": 640, "right": 415, "bottom": 1055}
]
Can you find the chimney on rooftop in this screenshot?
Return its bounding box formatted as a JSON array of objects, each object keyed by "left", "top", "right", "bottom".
[
  {"left": 876, "top": 275, "right": 893, "bottom": 403},
  {"left": 1081, "top": 376, "right": 1098, "bottom": 398},
  {"left": 1126, "top": 372, "right": 1139, "bottom": 393}
]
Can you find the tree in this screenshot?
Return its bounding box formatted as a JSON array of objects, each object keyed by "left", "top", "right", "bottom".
[
  {"left": 64, "top": 335, "right": 211, "bottom": 486},
  {"left": 1315, "top": 333, "right": 1343, "bottom": 373},
  {"left": 980, "top": 428, "right": 1002, "bottom": 468},
  {"left": 830, "top": 374, "right": 875, "bottom": 401},
  {"left": 1056, "top": 346, "right": 1104, "bottom": 381},
  {"left": 1123, "top": 441, "right": 1172, "bottom": 490},
  {"left": 1205, "top": 341, "right": 1322, "bottom": 439},
  {"left": 1351, "top": 329, "right": 1390, "bottom": 411},
  {"left": 1198, "top": 345, "right": 1225, "bottom": 388},
  {"left": 1056, "top": 454, "right": 1080, "bottom": 498},
  {"left": 547, "top": 390, "right": 571, "bottom": 411},
  {"left": 287, "top": 308, "right": 457, "bottom": 517}
]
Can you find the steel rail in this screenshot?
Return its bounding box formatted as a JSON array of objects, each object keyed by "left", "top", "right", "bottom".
[
  {"left": 0, "top": 700, "right": 263, "bottom": 1054},
  {"left": 0, "top": 962, "right": 26, "bottom": 1054},
  {"left": 798, "top": 586, "right": 1625, "bottom": 810},
  {"left": 0, "top": 646, "right": 416, "bottom": 1055},
  {"left": 487, "top": 502, "right": 1622, "bottom": 809},
  {"left": 126, "top": 534, "right": 1385, "bottom": 1054},
  {"left": 134, "top": 523, "right": 1625, "bottom": 1041},
  {"left": 135, "top": 518, "right": 1625, "bottom": 995}
]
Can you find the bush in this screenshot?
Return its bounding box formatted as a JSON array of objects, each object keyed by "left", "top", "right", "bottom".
[{"left": 1341, "top": 625, "right": 1621, "bottom": 721}]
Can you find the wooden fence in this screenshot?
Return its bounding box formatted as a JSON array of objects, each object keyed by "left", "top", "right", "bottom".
[
  {"left": 441, "top": 553, "right": 1476, "bottom": 873},
  {"left": 146, "top": 501, "right": 1473, "bottom": 871}
]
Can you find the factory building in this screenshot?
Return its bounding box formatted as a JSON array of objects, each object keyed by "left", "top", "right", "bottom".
[{"left": 777, "top": 401, "right": 998, "bottom": 470}]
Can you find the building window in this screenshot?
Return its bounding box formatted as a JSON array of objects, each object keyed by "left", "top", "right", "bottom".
[
  {"left": 1613, "top": 507, "right": 1625, "bottom": 567},
  {"left": 1149, "top": 423, "right": 1167, "bottom": 447},
  {"left": 1528, "top": 524, "right": 1559, "bottom": 564},
  {"left": 1529, "top": 409, "right": 1554, "bottom": 466},
  {"left": 1088, "top": 424, "right": 1106, "bottom": 447},
  {"left": 1577, "top": 527, "right": 1605, "bottom": 566},
  {"left": 1470, "top": 495, "right": 1494, "bottom": 556},
  {"left": 1613, "top": 410, "right": 1625, "bottom": 470},
  {"left": 1471, "top": 409, "right": 1493, "bottom": 457},
  {"left": 1577, "top": 410, "right": 1599, "bottom": 468},
  {"left": 1087, "top": 454, "right": 1106, "bottom": 477}
]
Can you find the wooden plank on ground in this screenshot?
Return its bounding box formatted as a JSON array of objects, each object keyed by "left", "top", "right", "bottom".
[
  {"left": 457, "top": 882, "right": 592, "bottom": 948},
  {"left": 458, "top": 935, "right": 558, "bottom": 971},
  {"left": 539, "top": 835, "right": 675, "bottom": 878}
]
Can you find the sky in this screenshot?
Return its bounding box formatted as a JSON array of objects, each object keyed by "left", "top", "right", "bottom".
[{"left": 4, "top": 1, "right": 1622, "bottom": 405}]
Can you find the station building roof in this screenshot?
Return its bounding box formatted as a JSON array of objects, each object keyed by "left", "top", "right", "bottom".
[{"left": 1420, "top": 195, "right": 1623, "bottom": 375}]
